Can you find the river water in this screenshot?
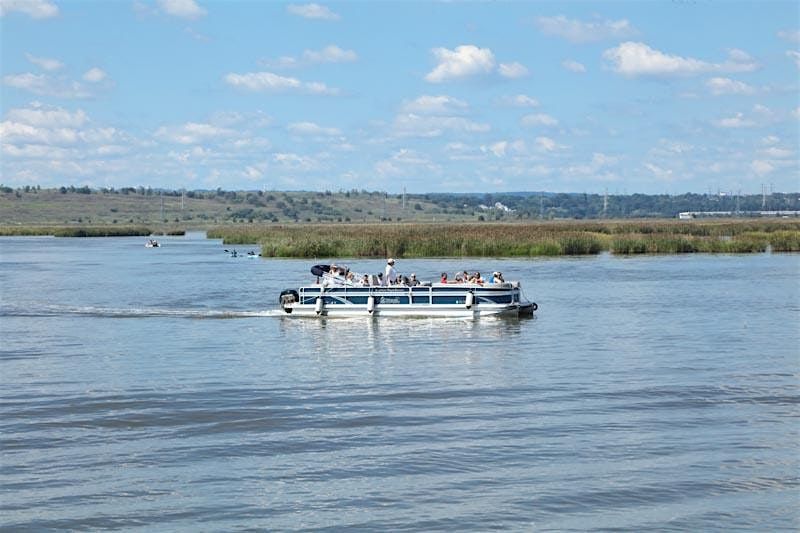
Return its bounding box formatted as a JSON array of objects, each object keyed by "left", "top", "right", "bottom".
[{"left": 1, "top": 234, "right": 798, "bottom": 531}]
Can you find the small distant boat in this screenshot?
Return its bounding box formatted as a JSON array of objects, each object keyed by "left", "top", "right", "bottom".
[
  {"left": 278, "top": 264, "right": 537, "bottom": 318},
  {"left": 145, "top": 239, "right": 160, "bottom": 248}
]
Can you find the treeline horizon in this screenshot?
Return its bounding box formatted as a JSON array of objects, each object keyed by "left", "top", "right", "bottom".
[{"left": 2, "top": 184, "right": 798, "bottom": 223}]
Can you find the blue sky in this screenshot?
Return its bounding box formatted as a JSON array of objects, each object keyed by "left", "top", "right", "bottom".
[{"left": 1, "top": 0, "right": 798, "bottom": 194}]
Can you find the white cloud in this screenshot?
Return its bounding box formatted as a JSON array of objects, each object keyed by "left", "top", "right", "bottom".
[
  {"left": 535, "top": 15, "right": 636, "bottom": 43},
  {"left": 761, "top": 135, "right": 780, "bottom": 145},
  {"left": 484, "top": 141, "right": 508, "bottom": 158},
  {"left": 603, "top": 42, "right": 758, "bottom": 77},
  {"left": 242, "top": 163, "right": 268, "bottom": 181},
  {"left": 402, "top": 95, "right": 467, "bottom": 114},
  {"left": 752, "top": 103, "right": 773, "bottom": 117},
  {"left": 157, "top": 0, "right": 206, "bottom": 20},
  {"left": 778, "top": 29, "right": 800, "bottom": 43},
  {"left": 652, "top": 139, "right": 693, "bottom": 155},
  {"left": 759, "top": 146, "right": 793, "bottom": 158},
  {"left": 6, "top": 102, "right": 87, "bottom": 127},
  {"left": 786, "top": 50, "right": 800, "bottom": 69},
  {"left": 644, "top": 162, "right": 674, "bottom": 180},
  {"left": 499, "top": 94, "right": 539, "bottom": 107},
  {"left": 793, "top": 107, "right": 800, "bottom": 120},
  {"left": 751, "top": 160, "right": 774, "bottom": 176},
  {"left": 0, "top": 103, "right": 123, "bottom": 153},
  {"left": 1, "top": 120, "right": 78, "bottom": 145},
  {"left": 288, "top": 121, "right": 341, "bottom": 136},
  {"left": 534, "top": 136, "right": 561, "bottom": 152},
  {"left": 223, "top": 71, "right": 338, "bottom": 95},
  {"left": 286, "top": 3, "right": 339, "bottom": 20},
  {"left": 705, "top": 77, "right": 755, "bottom": 95},
  {"left": 262, "top": 45, "right": 357, "bottom": 69},
  {"left": 562, "top": 59, "right": 586, "bottom": 73},
  {"left": 303, "top": 44, "right": 356, "bottom": 64},
  {"left": 394, "top": 113, "right": 490, "bottom": 138},
  {"left": 3, "top": 72, "right": 96, "bottom": 99},
  {"left": 0, "top": 0, "right": 58, "bottom": 18},
  {"left": 374, "top": 148, "right": 440, "bottom": 178},
  {"left": 521, "top": 113, "right": 558, "bottom": 127},
  {"left": 498, "top": 62, "right": 529, "bottom": 79},
  {"left": 25, "top": 53, "right": 63, "bottom": 71},
  {"left": 83, "top": 67, "right": 107, "bottom": 83},
  {"left": 272, "top": 152, "right": 320, "bottom": 172},
  {"left": 425, "top": 45, "right": 496, "bottom": 83},
  {"left": 714, "top": 112, "right": 755, "bottom": 128},
  {"left": 155, "top": 122, "right": 237, "bottom": 144}
]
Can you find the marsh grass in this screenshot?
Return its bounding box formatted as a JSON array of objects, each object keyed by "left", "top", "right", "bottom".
[
  {"left": 208, "top": 219, "right": 800, "bottom": 257},
  {"left": 0, "top": 225, "right": 154, "bottom": 237}
]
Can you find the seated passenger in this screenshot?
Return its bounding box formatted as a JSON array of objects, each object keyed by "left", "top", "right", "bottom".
[
  {"left": 409, "top": 273, "right": 420, "bottom": 286},
  {"left": 492, "top": 272, "right": 504, "bottom": 284},
  {"left": 471, "top": 272, "right": 484, "bottom": 285},
  {"left": 360, "top": 274, "right": 370, "bottom": 286},
  {"left": 440, "top": 272, "right": 448, "bottom": 283}
]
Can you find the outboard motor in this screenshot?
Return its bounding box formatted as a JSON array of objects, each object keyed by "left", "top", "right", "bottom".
[{"left": 279, "top": 289, "right": 298, "bottom": 314}]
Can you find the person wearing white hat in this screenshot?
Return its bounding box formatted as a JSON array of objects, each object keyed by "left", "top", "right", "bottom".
[{"left": 384, "top": 258, "right": 397, "bottom": 286}]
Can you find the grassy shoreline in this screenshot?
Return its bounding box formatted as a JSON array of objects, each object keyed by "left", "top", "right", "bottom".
[
  {"left": 2, "top": 220, "right": 798, "bottom": 255},
  {"left": 207, "top": 220, "right": 800, "bottom": 257},
  {"left": 0, "top": 226, "right": 186, "bottom": 237}
]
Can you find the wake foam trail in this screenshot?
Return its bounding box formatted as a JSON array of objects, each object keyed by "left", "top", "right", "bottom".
[{"left": 0, "top": 304, "right": 281, "bottom": 319}]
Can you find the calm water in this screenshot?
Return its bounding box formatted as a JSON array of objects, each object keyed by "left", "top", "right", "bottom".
[{"left": 1, "top": 234, "right": 798, "bottom": 531}]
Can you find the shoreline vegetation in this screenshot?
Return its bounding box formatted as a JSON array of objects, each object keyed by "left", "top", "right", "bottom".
[
  {"left": 207, "top": 220, "right": 800, "bottom": 256},
  {"left": 1, "top": 220, "right": 798, "bottom": 256},
  {"left": 0, "top": 226, "right": 184, "bottom": 237}
]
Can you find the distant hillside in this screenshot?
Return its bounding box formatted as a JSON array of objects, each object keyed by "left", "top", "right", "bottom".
[{"left": 1, "top": 185, "right": 798, "bottom": 226}]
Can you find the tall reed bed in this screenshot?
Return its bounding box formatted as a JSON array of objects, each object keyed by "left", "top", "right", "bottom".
[
  {"left": 208, "top": 223, "right": 610, "bottom": 257},
  {"left": 0, "top": 225, "right": 154, "bottom": 237},
  {"left": 208, "top": 220, "right": 799, "bottom": 257}
]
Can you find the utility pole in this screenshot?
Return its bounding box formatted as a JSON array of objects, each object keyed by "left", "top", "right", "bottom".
[
  {"left": 402, "top": 186, "right": 406, "bottom": 211},
  {"left": 160, "top": 191, "right": 164, "bottom": 221},
  {"left": 603, "top": 188, "right": 608, "bottom": 219}
]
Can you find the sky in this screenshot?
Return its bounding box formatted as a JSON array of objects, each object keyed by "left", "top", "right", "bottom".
[{"left": 1, "top": 0, "right": 798, "bottom": 194}]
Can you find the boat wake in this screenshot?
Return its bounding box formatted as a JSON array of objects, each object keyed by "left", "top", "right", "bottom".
[{"left": 0, "top": 304, "right": 284, "bottom": 319}]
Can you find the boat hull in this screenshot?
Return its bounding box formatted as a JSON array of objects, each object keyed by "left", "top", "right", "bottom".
[{"left": 279, "top": 283, "right": 536, "bottom": 318}]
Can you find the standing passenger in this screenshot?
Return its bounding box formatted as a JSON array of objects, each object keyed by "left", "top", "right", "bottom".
[{"left": 384, "top": 258, "right": 397, "bottom": 286}]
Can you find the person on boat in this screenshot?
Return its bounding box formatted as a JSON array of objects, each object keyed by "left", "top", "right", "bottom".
[
  {"left": 470, "top": 272, "right": 484, "bottom": 285},
  {"left": 440, "top": 272, "right": 448, "bottom": 284},
  {"left": 360, "top": 274, "right": 370, "bottom": 286},
  {"left": 409, "top": 273, "right": 420, "bottom": 286},
  {"left": 491, "top": 272, "right": 505, "bottom": 284},
  {"left": 384, "top": 258, "right": 397, "bottom": 286},
  {"left": 462, "top": 270, "right": 470, "bottom": 283},
  {"left": 346, "top": 271, "right": 356, "bottom": 284}
]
